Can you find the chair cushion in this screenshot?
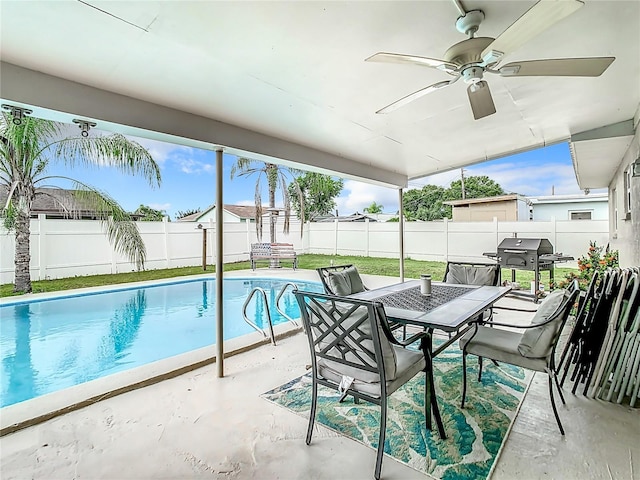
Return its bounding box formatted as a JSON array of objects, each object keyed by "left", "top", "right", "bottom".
[
  {"left": 460, "top": 326, "right": 547, "bottom": 372},
  {"left": 446, "top": 264, "right": 497, "bottom": 286},
  {"left": 318, "top": 344, "right": 425, "bottom": 398},
  {"left": 326, "top": 266, "right": 366, "bottom": 295},
  {"left": 517, "top": 289, "right": 566, "bottom": 358}
]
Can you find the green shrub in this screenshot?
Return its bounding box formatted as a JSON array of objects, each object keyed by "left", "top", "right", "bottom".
[{"left": 555, "top": 241, "right": 618, "bottom": 290}]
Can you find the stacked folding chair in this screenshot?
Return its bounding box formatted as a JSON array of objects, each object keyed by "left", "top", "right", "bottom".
[
  {"left": 589, "top": 268, "right": 640, "bottom": 406},
  {"left": 558, "top": 269, "right": 621, "bottom": 395}
]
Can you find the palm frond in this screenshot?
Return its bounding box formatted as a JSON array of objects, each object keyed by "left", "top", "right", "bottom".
[
  {"left": 54, "top": 133, "right": 161, "bottom": 188},
  {"left": 70, "top": 181, "right": 146, "bottom": 269},
  {"left": 230, "top": 157, "right": 261, "bottom": 179}
]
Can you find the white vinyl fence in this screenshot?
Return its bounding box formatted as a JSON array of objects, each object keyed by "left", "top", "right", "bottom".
[{"left": 0, "top": 215, "right": 608, "bottom": 284}]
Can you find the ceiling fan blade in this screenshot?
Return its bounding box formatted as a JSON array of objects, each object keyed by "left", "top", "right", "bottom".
[
  {"left": 467, "top": 81, "right": 496, "bottom": 120},
  {"left": 366, "top": 52, "right": 458, "bottom": 74},
  {"left": 481, "top": 0, "right": 584, "bottom": 60},
  {"left": 376, "top": 78, "right": 457, "bottom": 114},
  {"left": 499, "top": 57, "right": 615, "bottom": 77}
]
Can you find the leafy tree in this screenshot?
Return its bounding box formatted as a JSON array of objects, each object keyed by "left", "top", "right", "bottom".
[
  {"left": 445, "top": 175, "right": 505, "bottom": 201},
  {"left": 230, "top": 158, "right": 304, "bottom": 242},
  {"left": 363, "top": 201, "right": 384, "bottom": 214},
  {"left": 403, "top": 175, "right": 506, "bottom": 221},
  {"left": 134, "top": 204, "right": 166, "bottom": 221},
  {"left": 403, "top": 185, "right": 448, "bottom": 221},
  {"left": 0, "top": 113, "right": 161, "bottom": 293},
  {"left": 287, "top": 172, "right": 343, "bottom": 221},
  {"left": 175, "top": 208, "right": 200, "bottom": 220}
]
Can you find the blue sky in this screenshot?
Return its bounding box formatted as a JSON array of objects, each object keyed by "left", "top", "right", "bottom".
[{"left": 46, "top": 132, "right": 602, "bottom": 220}]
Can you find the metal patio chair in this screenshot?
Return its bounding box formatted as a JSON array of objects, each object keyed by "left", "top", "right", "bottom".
[
  {"left": 316, "top": 264, "right": 368, "bottom": 296},
  {"left": 294, "top": 290, "right": 442, "bottom": 480},
  {"left": 459, "top": 280, "right": 580, "bottom": 435},
  {"left": 317, "top": 264, "right": 405, "bottom": 337},
  {"left": 444, "top": 261, "right": 501, "bottom": 324}
]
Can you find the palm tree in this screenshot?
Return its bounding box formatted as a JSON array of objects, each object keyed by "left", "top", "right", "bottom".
[
  {"left": 0, "top": 113, "right": 161, "bottom": 293},
  {"left": 230, "top": 158, "right": 304, "bottom": 242}
]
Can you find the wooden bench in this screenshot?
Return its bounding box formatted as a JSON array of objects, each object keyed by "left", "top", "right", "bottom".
[{"left": 250, "top": 242, "right": 298, "bottom": 270}]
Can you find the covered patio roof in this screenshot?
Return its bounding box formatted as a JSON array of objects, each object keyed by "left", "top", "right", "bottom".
[{"left": 1, "top": 0, "right": 638, "bottom": 186}]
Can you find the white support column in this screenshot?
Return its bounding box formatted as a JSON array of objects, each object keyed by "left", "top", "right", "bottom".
[
  {"left": 398, "top": 188, "right": 404, "bottom": 282},
  {"left": 215, "top": 148, "right": 224, "bottom": 378}
]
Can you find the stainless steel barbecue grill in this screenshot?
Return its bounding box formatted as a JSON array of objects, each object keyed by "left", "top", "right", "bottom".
[{"left": 484, "top": 237, "right": 573, "bottom": 301}]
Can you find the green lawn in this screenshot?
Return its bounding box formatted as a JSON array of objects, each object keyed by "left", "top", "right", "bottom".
[{"left": 0, "top": 254, "right": 577, "bottom": 297}]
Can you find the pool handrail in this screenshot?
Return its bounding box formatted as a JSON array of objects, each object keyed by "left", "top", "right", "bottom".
[{"left": 242, "top": 287, "right": 276, "bottom": 345}]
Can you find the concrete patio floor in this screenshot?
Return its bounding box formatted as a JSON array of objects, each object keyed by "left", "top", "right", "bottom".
[{"left": 1, "top": 270, "right": 639, "bottom": 479}]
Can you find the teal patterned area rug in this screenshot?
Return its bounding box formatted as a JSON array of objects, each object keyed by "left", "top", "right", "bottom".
[{"left": 262, "top": 342, "right": 532, "bottom": 480}]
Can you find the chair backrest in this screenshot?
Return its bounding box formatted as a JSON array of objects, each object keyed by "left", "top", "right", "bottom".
[
  {"left": 316, "top": 264, "right": 367, "bottom": 296},
  {"left": 517, "top": 281, "right": 580, "bottom": 360},
  {"left": 443, "top": 261, "right": 500, "bottom": 286},
  {"left": 294, "top": 290, "right": 397, "bottom": 386}
]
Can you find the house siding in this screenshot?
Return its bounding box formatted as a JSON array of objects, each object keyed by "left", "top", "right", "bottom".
[{"left": 609, "top": 125, "right": 640, "bottom": 267}]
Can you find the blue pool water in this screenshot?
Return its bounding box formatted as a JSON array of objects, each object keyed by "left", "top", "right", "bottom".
[{"left": 0, "top": 277, "right": 322, "bottom": 407}]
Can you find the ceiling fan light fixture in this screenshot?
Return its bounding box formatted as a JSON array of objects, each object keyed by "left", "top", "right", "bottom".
[{"left": 461, "top": 66, "right": 484, "bottom": 84}]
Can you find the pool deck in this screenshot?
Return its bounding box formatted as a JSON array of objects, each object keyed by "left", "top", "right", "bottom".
[{"left": 1, "top": 269, "right": 639, "bottom": 479}]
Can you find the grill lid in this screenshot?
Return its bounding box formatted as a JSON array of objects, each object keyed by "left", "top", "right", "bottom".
[{"left": 497, "top": 238, "right": 553, "bottom": 254}]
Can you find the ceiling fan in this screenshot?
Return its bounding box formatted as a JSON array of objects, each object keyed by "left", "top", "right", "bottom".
[{"left": 366, "top": 0, "right": 615, "bottom": 120}]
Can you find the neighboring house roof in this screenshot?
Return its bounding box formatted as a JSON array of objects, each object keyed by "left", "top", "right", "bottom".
[
  {"left": 222, "top": 204, "right": 259, "bottom": 219},
  {"left": 176, "top": 204, "right": 260, "bottom": 222},
  {"left": 444, "top": 194, "right": 530, "bottom": 207},
  {"left": 175, "top": 211, "right": 202, "bottom": 222},
  {"left": 528, "top": 193, "right": 608, "bottom": 205},
  {"left": 317, "top": 213, "right": 377, "bottom": 222},
  {"left": 0, "top": 187, "right": 104, "bottom": 219}
]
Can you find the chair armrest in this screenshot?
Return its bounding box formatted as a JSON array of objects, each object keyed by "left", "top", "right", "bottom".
[
  {"left": 468, "top": 316, "right": 558, "bottom": 330},
  {"left": 387, "top": 330, "right": 426, "bottom": 347}
]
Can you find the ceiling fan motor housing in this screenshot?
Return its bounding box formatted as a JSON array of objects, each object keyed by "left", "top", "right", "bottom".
[{"left": 443, "top": 37, "right": 495, "bottom": 68}]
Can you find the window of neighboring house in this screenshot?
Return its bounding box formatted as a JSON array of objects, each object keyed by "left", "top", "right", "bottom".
[
  {"left": 623, "top": 167, "right": 632, "bottom": 219},
  {"left": 569, "top": 210, "right": 592, "bottom": 220},
  {"left": 612, "top": 188, "right": 618, "bottom": 233}
]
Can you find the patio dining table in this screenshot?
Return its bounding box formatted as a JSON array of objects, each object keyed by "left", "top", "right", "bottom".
[{"left": 351, "top": 280, "right": 511, "bottom": 439}]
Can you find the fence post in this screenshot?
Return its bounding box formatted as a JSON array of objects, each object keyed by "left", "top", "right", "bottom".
[
  {"left": 110, "top": 217, "right": 118, "bottom": 273},
  {"left": 494, "top": 216, "right": 499, "bottom": 252},
  {"left": 551, "top": 216, "right": 557, "bottom": 249},
  {"left": 365, "top": 218, "right": 370, "bottom": 256},
  {"left": 164, "top": 216, "right": 170, "bottom": 269},
  {"left": 246, "top": 220, "right": 251, "bottom": 257},
  {"left": 37, "top": 214, "right": 46, "bottom": 281},
  {"left": 334, "top": 218, "right": 339, "bottom": 255},
  {"left": 443, "top": 217, "right": 449, "bottom": 262}
]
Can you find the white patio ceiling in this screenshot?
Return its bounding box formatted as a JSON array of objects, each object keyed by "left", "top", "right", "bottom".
[{"left": 1, "top": 0, "right": 638, "bottom": 188}]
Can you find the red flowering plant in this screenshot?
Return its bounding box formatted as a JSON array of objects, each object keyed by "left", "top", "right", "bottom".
[{"left": 554, "top": 241, "right": 619, "bottom": 290}]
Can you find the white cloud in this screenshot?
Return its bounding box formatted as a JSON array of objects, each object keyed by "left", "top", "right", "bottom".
[
  {"left": 148, "top": 203, "right": 171, "bottom": 212},
  {"left": 177, "top": 158, "right": 214, "bottom": 174},
  {"left": 127, "top": 136, "right": 194, "bottom": 167},
  {"left": 335, "top": 181, "right": 400, "bottom": 215}
]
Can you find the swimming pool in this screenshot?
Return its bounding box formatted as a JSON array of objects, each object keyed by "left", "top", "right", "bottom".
[{"left": 0, "top": 277, "right": 322, "bottom": 407}]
